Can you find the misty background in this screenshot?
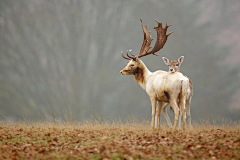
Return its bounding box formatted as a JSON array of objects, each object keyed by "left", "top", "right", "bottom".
[{"left": 0, "top": 0, "right": 240, "bottom": 123}]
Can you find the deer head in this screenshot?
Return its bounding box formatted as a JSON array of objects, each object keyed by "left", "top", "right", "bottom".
[
  {"left": 162, "top": 56, "right": 184, "bottom": 73},
  {"left": 120, "top": 19, "right": 173, "bottom": 75},
  {"left": 120, "top": 55, "right": 141, "bottom": 75}
]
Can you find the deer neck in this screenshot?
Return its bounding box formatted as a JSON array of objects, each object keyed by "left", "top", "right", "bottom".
[{"left": 134, "top": 61, "right": 152, "bottom": 90}]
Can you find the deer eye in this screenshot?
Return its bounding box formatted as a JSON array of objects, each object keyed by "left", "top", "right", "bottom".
[
  {"left": 131, "top": 64, "right": 134, "bottom": 67},
  {"left": 176, "top": 64, "right": 178, "bottom": 66}
]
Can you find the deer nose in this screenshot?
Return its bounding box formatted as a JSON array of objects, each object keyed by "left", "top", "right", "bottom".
[
  {"left": 170, "top": 69, "right": 173, "bottom": 71},
  {"left": 120, "top": 71, "right": 123, "bottom": 74}
]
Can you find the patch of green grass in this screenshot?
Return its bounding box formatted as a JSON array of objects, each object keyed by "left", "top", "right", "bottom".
[
  {"left": 132, "top": 154, "right": 144, "bottom": 160},
  {"left": 90, "top": 154, "right": 102, "bottom": 159},
  {"left": 112, "top": 153, "right": 124, "bottom": 159}
]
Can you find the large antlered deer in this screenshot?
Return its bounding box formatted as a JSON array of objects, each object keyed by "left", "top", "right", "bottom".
[
  {"left": 120, "top": 19, "right": 190, "bottom": 131},
  {"left": 160, "top": 56, "right": 193, "bottom": 129}
]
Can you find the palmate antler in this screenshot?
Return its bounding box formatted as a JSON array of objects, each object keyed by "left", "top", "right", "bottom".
[{"left": 121, "top": 19, "right": 173, "bottom": 60}]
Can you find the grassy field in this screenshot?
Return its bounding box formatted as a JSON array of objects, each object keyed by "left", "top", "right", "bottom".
[{"left": 0, "top": 120, "right": 240, "bottom": 160}]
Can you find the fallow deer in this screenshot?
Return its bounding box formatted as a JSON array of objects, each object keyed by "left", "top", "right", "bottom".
[
  {"left": 120, "top": 19, "right": 190, "bottom": 131},
  {"left": 161, "top": 56, "right": 193, "bottom": 128}
]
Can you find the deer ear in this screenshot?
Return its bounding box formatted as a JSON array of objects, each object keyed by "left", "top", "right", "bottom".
[
  {"left": 162, "top": 57, "right": 169, "bottom": 65},
  {"left": 178, "top": 56, "right": 184, "bottom": 64}
]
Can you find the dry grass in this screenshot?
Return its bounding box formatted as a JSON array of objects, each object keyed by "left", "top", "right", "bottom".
[{"left": 0, "top": 119, "right": 240, "bottom": 160}]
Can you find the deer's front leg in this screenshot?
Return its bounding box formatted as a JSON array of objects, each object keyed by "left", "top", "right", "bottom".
[{"left": 150, "top": 97, "right": 157, "bottom": 129}]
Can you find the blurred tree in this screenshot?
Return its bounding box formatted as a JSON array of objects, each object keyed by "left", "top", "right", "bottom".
[{"left": 0, "top": 0, "right": 239, "bottom": 122}]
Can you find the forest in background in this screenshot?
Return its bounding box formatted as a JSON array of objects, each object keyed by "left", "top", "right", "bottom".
[{"left": 0, "top": 0, "right": 240, "bottom": 122}]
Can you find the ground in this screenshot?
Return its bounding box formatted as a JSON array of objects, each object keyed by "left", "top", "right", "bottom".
[{"left": 0, "top": 120, "right": 240, "bottom": 160}]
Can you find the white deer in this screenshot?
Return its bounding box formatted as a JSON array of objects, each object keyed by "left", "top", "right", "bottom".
[
  {"left": 157, "top": 56, "right": 193, "bottom": 129},
  {"left": 120, "top": 19, "right": 190, "bottom": 131}
]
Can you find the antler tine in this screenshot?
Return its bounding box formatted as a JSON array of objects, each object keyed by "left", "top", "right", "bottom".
[
  {"left": 165, "top": 22, "right": 174, "bottom": 36},
  {"left": 152, "top": 53, "right": 161, "bottom": 56},
  {"left": 129, "top": 50, "right": 135, "bottom": 57},
  {"left": 121, "top": 51, "right": 131, "bottom": 60},
  {"left": 167, "top": 31, "right": 174, "bottom": 37},
  {"left": 164, "top": 22, "right": 171, "bottom": 30},
  {"left": 126, "top": 50, "right": 135, "bottom": 59},
  {"left": 155, "top": 19, "right": 162, "bottom": 28}
]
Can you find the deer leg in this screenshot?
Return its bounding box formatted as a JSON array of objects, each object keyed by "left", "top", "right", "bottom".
[
  {"left": 186, "top": 99, "right": 192, "bottom": 128},
  {"left": 180, "top": 100, "right": 186, "bottom": 132},
  {"left": 150, "top": 97, "right": 157, "bottom": 129},
  {"left": 156, "top": 100, "right": 162, "bottom": 129},
  {"left": 169, "top": 100, "right": 179, "bottom": 130},
  {"left": 155, "top": 102, "right": 159, "bottom": 128},
  {"left": 162, "top": 103, "right": 172, "bottom": 128},
  {"left": 177, "top": 103, "right": 182, "bottom": 130},
  {"left": 155, "top": 105, "right": 158, "bottom": 128}
]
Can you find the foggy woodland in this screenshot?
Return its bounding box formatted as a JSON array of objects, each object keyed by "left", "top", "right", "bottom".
[{"left": 0, "top": 0, "right": 240, "bottom": 122}]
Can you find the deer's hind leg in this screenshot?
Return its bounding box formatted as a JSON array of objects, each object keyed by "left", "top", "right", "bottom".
[
  {"left": 156, "top": 100, "right": 162, "bottom": 129},
  {"left": 180, "top": 99, "right": 186, "bottom": 131},
  {"left": 162, "top": 103, "right": 172, "bottom": 128},
  {"left": 169, "top": 99, "right": 180, "bottom": 130},
  {"left": 177, "top": 103, "right": 182, "bottom": 130},
  {"left": 186, "top": 98, "right": 192, "bottom": 128}
]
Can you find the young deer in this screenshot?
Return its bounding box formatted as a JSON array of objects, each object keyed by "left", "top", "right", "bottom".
[
  {"left": 161, "top": 56, "right": 193, "bottom": 128},
  {"left": 120, "top": 19, "right": 190, "bottom": 131}
]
